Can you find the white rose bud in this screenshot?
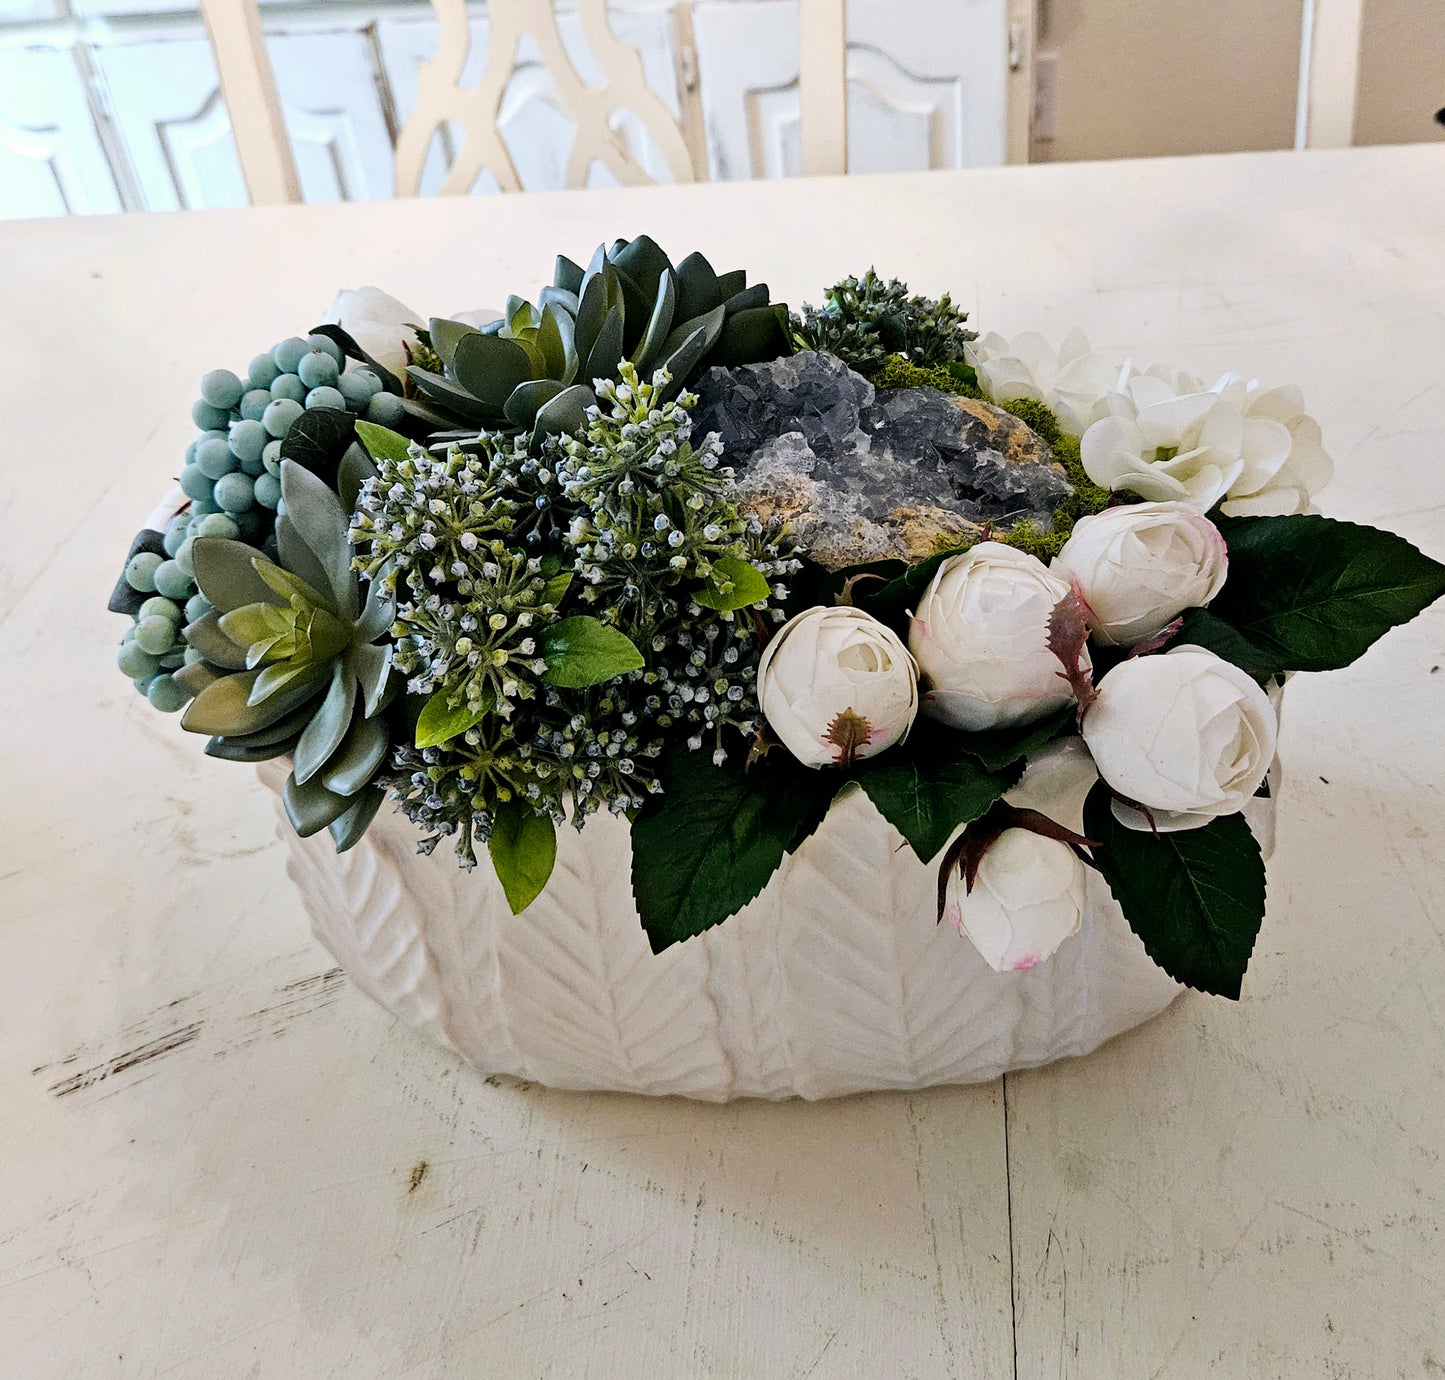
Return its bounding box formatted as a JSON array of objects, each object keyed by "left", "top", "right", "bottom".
[
  {"left": 910, "top": 542, "right": 1086, "bottom": 731},
  {"left": 1051, "top": 501, "right": 1228, "bottom": 646},
  {"left": 757, "top": 605, "right": 919, "bottom": 767},
  {"left": 320, "top": 288, "right": 500, "bottom": 377},
  {"left": 944, "top": 828, "right": 1086, "bottom": 972},
  {"left": 1081, "top": 645, "right": 1277, "bottom": 830}
]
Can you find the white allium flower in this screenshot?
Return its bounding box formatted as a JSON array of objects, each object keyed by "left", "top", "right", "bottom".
[
  {"left": 1081, "top": 645, "right": 1278, "bottom": 831},
  {"left": 910, "top": 543, "right": 1084, "bottom": 732},
  {"left": 1051, "top": 501, "right": 1228, "bottom": 646},
  {"left": 943, "top": 828, "right": 1086, "bottom": 972},
  {"left": 966, "top": 328, "right": 1127, "bottom": 437},
  {"left": 757, "top": 606, "right": 918, "bottom": 768}
]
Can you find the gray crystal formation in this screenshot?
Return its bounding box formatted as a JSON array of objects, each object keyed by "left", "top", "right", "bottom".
[{"left": 692, "top": 351, "right": 1073, "bottom": 569}]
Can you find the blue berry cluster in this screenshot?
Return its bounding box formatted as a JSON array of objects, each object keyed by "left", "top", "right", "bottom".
[{"left": 116, "top": 333, "right": 409, "bottom": 708}]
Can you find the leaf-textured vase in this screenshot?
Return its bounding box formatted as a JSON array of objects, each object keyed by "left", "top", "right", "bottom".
[{"left": 257, "top": 742, "right": 1276, "bottom": 1101}]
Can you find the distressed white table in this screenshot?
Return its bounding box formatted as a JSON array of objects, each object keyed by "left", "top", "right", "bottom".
[{"left": 2, "top": 147, "right": 1444, "bottom": 1378}]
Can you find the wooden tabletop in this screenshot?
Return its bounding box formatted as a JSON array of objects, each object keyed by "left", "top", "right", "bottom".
[{"left": 3, "top": 146, "right": 1444, "bottom": 1378}]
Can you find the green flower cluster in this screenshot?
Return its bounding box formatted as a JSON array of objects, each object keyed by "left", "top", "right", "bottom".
[
  {"left": 794, "top": 269, "right": 977, "bottom": 374},
  {"left": 348, "top": 362, "right": 797, "bottom": 870}
]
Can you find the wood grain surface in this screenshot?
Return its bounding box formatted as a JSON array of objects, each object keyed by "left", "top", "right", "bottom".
[{"left": 2, "top": 147, "right": 1443, "bottom": 1377}]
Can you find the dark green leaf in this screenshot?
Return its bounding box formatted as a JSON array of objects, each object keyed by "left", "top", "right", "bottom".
[
  {"left": 406, "top": 367, "right": 496, "bottom": 422},
  {"left": 531, "top": 383, "right": 596, "bottom": 447},
  {"left": 1195, "top": 514, "right": 1445, "bottom": 677},
  {"left": 553, "top": 254, "right": 585, "bottom": 295},
  {"left": 183, "top": 609, "right": 250, "bottom": 670},
  {"left": 953, "top": 705, "right": 1076, "bottom": 772},
  {"left": 321, "top": 712, "right": 390, "bottom": 797},
  {"left": 504, "top": 377, "right": 566, "bottom": 427},
  {"left": 857, "top": 725, "right": 1023, "bottom": 862},
  {"left": 277, "top": 407, "right": 356, "bottom": 487},
  {"left": 537, "top": 302, "right": 577, "bottom": 383},
  {"left": 306, "top": 322, "right": 404, "bottom": 395},
  {"left": 451, "top": 333, "right": 534, "bottom": 409},
  {"left": 540, "top": 616, "right": 644, "bottom": 688},
  {"left": 275, "top": 515, "right": 338, "bottom": 617},
  {"left": 337, "top": 443, "right": 380, "bottom": 512},
  {"left": 631, "top": 749, "right": 838, "bottom": 951},
  {"left": 583, "top": 307, "right": 625, "bottom": 382},
  {"left": 710, "top": 304, "right": 790, "bottom": 366},
  {"left": 329, "top": 785, "right": 386, "bottom": 852},
  {"left": 1083, "top": 782, "right": 1266, "bottom": 999},
  {"left": 631, "top": 267, "right": 677, "bottom": 378},
  {"left": 173, "top": 661, "right": 221, "bottom": 697},
  {"left": 722, "top": 282, "right": 770, "bottom": 315},
  {"left": 181, "top": 664, "right": 327, "bottom": 737},
  {"left": 293, "top": 661, "right": 357, "bottom": 785},
  {"left": 487, "top": 800, "right": 558, "bottom": 914},
  {"left": 715, "top": 269, "right": 747, "bottom": 299},
  {"left": 284, "top": 770, "right": 353, "bottom": 838},
  {"left": 350, "top": 639, "right": 395, "bottom": 718},
  {"left": 204, "top": 734, "right": 295, "bottom": 763},
  {"left": 610, "top": 233, "right": 671, "bottom": 300},
  {"left": 692, "top": 555, "right": 772, "bottom": 612},
  {"left": 673, "top": 251, "right": 721, "bottom": 321},
  {"left": 109, "top": 530, "right": 166, "bottom": 616},
  {"left": 658, "top": 303, "right": 726, "bottom": 389}
]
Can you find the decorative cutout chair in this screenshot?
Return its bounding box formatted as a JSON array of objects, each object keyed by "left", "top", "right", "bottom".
[{"left": 198, "top": 0, "right": 851, "bottom": 205}]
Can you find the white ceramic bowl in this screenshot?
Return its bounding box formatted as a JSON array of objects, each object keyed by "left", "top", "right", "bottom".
[{"left": 259, "top": 735, "right": 1277, "bottom": 1100}]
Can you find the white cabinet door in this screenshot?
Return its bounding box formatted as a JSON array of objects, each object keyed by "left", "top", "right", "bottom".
[
  {"left": 90, "top": 34, "right": 248, "bottom": 211},
  {"left": 265, "top": 28, "right": 396, "bottom": 202},
  {"left": 0, "top": 46, "right": 121, "bottom": 217},
  {"left": 693, "top": 0, "right": 1008, "bottom": 179}
]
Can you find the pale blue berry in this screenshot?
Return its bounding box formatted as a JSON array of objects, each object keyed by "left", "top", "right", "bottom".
[
  {"left": 213, "top": 473, "right": 255, "bottom": 514},
  {"left": 262, "top": 397, "right": 303, "bottom": 438},
  {"left": 200, "top": 369, "right": 244, "bottom": 409},
  {"left": 239, "top": 388, "right": 271, "bottom": 422},
  {"left": 248, "top": 353, "right": 281, "bottom": 388},
  {"left": 153, "top": 559, "right": 193, "bottom": 600},
  {"left": 125, "top": 551, "right": 163, "bottom": 592},
  {"left": 271, "top": 337, "right": 310, "bottom": 373},
  {"left": 146, "top": 673, "right": 189, "bottom": 713},
  {"left": 305, "top": 385, "right": 346, "bottom": 412},
  {"left": 270, "top": 373, "right": 307, "bottom": 403},
  {"left": 196, "top": 437, "right": 237, "bottom": 480},
  {"left": 135, "top": 615, "right": 176, "bottom": 655}
]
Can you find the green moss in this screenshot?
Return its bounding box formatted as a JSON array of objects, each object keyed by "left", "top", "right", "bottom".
[{"left": 867, "top": 355, "right": 983, "bottom": 398}]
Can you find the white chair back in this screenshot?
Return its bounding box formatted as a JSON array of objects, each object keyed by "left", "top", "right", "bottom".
[{"left": 200, "top": 0, "right": 850, "bottom": 206}]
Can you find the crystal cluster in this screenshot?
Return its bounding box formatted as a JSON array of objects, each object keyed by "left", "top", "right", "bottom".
[{"left": 692, "top": 351, "right": 1074, "bottom": 569}]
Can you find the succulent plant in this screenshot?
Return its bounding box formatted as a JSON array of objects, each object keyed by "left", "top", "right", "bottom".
[
  {"left": 794, "top": 269, "right": 977, "bottom": 374},
  {"left": 177, "top": 460, "right": 400, "bottom": 851},
  {"left": 408, "top": 236, "right": 793, "bottom": 447}
]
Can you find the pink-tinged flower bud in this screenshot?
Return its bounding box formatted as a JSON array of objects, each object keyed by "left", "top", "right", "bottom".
[
  {"left": 1051, "top": 501, "right": 1227, "bottom": 646},
  {"left": 910, "top": 543, "right": 1086, "bottom": 731},
  {"left": 944, "top": 828, "right": 1086, "bottom": 972}
]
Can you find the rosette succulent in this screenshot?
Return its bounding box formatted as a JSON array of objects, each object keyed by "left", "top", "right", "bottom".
[
  {"left": 178, "top": 461, "right": 399, "bottom": 850},
  {"left": 409, "top": 236, "right": 792, "bottom": 446}
]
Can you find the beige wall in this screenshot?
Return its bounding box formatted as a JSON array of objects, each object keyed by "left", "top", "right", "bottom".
[
  {"left": 1354, "top": 0, "right": 1445, "bottom": 144},
  {"left": 1030, "top": 0, "right": 1305, "bottom": 162}
]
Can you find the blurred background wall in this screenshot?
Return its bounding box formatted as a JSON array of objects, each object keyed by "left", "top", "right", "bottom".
[{"left": 0, "top": 0, "right": 1441, "bottom": 219}]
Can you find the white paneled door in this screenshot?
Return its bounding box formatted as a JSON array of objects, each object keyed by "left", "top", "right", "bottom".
[{"left": 0, "top": 0, "right": 1012, "bottom": 219}]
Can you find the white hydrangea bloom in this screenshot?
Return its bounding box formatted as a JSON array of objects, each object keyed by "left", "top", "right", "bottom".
[{"left": 966, "top": 328, "right": 1127, "bottom": 437}]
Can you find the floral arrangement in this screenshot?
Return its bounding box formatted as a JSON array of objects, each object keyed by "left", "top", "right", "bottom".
[{"left": 110, "top": 240, "right": 1445, "bottom": 1001}]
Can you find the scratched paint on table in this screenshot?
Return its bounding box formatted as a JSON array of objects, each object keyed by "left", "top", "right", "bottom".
[{"left": 31, "top": 955, "right": 348, "bottom": 1100}]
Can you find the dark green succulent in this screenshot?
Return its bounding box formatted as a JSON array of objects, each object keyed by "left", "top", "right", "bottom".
[
  {"left": 178, "top": 460, "right": 399, "bottom": 851},
  {"left": 409, "top": 236, "right": 793, "bottom": 447},
  {"left": 794, "top": 269, "right": 978, "bottom": 374}
]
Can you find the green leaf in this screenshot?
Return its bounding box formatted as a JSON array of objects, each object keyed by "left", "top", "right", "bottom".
[
  {"left": 414, "top": 683, "right": 494, "bottom": 748},
  {"left": 275, "top": 516, "right": 339, "bottom": 617},
  {"left": 693, "top": 555, "right": 771, "bottom": 612},
  {"left": 277, "top": 407, "right": 357, "bottom": 488},
  {"left": 279, "top": 462, "right": 358, "bottom": 620},
  {"left": 503, "top": 377, "right": 566, "bottom": 428},
  {"left": 451, "top": 333, "right": 533, "bottom": 409},
  {"left": 328, "top": 785, "right": 385, "bottom": 853},
  {"left": 180, "top": 664, "right": 327, "bottom": 737},
  {"left": 710, "top": 304, "right": 790, "bottom": 367},
  {"left": 406, "top": 367, "right": 496, "bottom": 423},
  {"left": 487, "top": 800, "right": 558, "bottom": 915},
  {"left": 252, "top": 552, "right": 329, "bottom": 612},
  {"left": 182, "top": 609, "right": 250, "bottom": 670},
  {"left": 631, "top": 749, "right": 838, "bottom": 952},
  {"left": 428, "top": 317, "right": 479, "bottom": 369},
  {"left": 540, "top": 616, "right": 644, "bottom": 688},
  {"left": 321, "top": 712, "right": 390, "bottom": 797},
  {"left": 292, "top": 661, "right": 357, "bottom": 786},
  {"left": 338, "top": 443, "right": 380, "bottom": 512},
  {"left": 191, "top": 538, "right": 288, "bottom": 614},
  {"left": 217, "top": 601, "right": 293, "bottom": 650},
  {"left": 1192, "top": 514, "right": 1445, "bottom": 677},
  {"left": 1083, "top": 782, "right": 1266, "bottom": 999},
  {"left": 531, "top": 383, "right": 596, "bottom": 447},
  {"left": 856, "top": 724, "right": 1023, "bottom": 862},
  {"left": 631, "top": 267, "right": 678, "bottom": 378},
  {"left": 283, "top": 770, "right": 352, "bottom": 839},
  {"left": 541, "top": 571, "right": 573, "bottom": 606},
  {"left": 353, "top": 420, "right": 412, "bottom": 465},
  {"left": 953, "top": 705, "right": 1076, "bottom": 773},
  {"left": 583, "top": 307, "right": 625, "bottom": 382},
  {"left": 673, "top": 251, "right": 721, "bottom": 321}
]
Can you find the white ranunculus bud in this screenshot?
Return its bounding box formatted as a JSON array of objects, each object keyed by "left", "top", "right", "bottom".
[
  {"left": 757, "top": 605, "right": 918, "bottom": 768},
  {"left": 1081, "top": 645, "right": 1277, "bottom": 831},
  {"left": 1050, "top": 501, "right": 1228, "bottom": 646},
  {"left": 943, "top": 828, "right": 1086, "bottom": 972},
  {"left": 910, "top": 542, "right": 1085, "bottom": 732}
]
